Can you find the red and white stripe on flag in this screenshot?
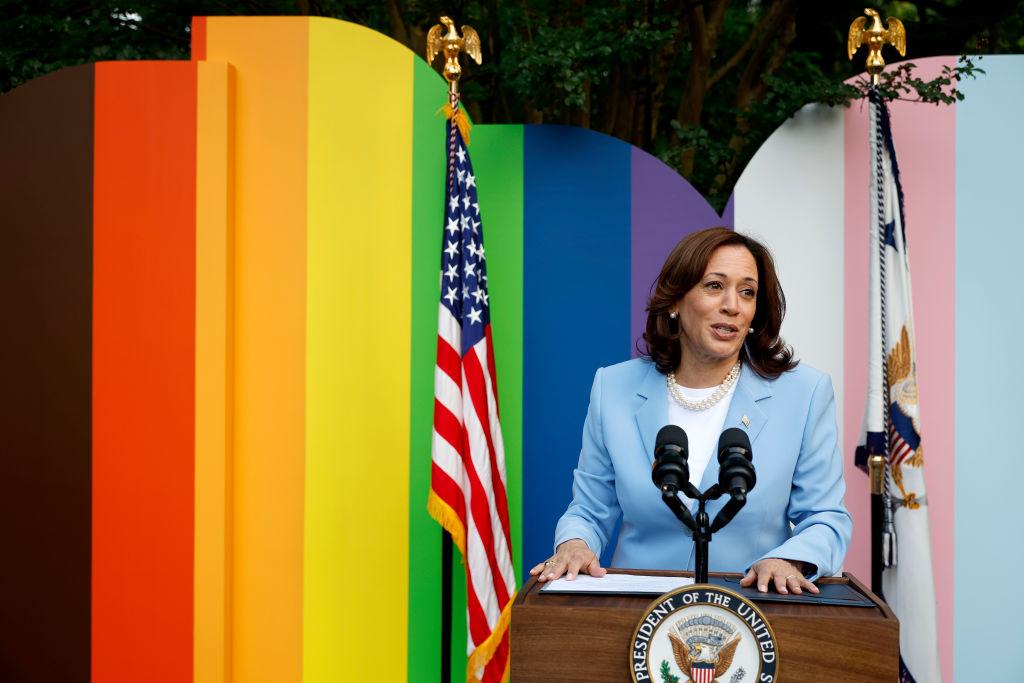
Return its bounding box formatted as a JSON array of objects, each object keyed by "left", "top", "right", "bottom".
[
  {"left": 692, "top": 663, "right": 716, "bottom": 683},
  {"left": 888, "top": 423, "right": 914, "bottom": 466},
  {"left": 429, "top": 116, "right": 516, "bottom": 682},
  {"left": 429, "top": 305, "right": 516, "bottom": 682}
]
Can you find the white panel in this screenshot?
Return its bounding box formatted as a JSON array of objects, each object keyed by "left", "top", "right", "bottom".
[{"left": 734, "top": 103, "right": 846, "bottom": 444}]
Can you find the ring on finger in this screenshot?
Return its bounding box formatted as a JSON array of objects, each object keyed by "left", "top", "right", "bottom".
[{"left": 785, "top": 574, "right": 797, "bottom": 580}]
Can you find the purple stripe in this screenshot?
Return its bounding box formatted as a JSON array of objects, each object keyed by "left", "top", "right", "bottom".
[
  {"left": 629, "top": 147, "right": 730, "bottom": 355},
  {"left": 722, "top": 193, "right": 735, "bottom": 228}
]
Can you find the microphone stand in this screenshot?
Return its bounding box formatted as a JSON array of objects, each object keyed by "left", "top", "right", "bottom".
[{"left": 660, "top": 482, "right": 734, "bottom": 584}]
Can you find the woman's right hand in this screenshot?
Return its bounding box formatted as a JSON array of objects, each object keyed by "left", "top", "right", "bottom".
[{"left": 529, "top": 538, "right": 607, "bottom": 582}]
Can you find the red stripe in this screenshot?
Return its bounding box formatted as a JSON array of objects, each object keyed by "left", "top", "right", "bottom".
[
  {"left": 436, "top": 334, "right": 462, "bottom": 385},
  {"left": 430, "top": 462, "right": 468, "bottom": 523},
  {"left": 93, "top": 62, "right": 196, "bottom": 683},
  {"left": 888, "top": 429, "right": 912, "bottom": 464},
  {"left": 464, "top": 348, "right": 514, "bottom": 555},
  {"left": 190, "top": 17, "right": 206, "bottom": 60},
  {"left": 460, "top": 357, "right": 511, "bottom": 606},
  {"left": 434, "top": 399, "right": 464, "bottom": 452},
  {"left": 437, "top": 385, "right": 509, "bottom": 609},
  {"left": 458, "top": 413, "right": 511, "bottom": 609},
  {"left": 464, "top": 571, "right": 494, "bottom": 646}
]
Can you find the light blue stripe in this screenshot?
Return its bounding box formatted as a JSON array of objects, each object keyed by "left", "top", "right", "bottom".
[{"left": 955, "top": 54, "right": 1024, "bottom": 681}]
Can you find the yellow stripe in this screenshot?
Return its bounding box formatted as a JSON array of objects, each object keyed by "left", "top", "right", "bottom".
[
  {"left": 303, "top": 17, "right": 412, "bottom": 681},
  {"left": 194, "top": 59, "right": 235, "bottom": 683},
  {"left": 205, "top": 18, "right": 309, "bottom": 683}
]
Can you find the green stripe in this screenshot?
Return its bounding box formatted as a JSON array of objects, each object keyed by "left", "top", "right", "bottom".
[
  {"left": 470, "top": 124, "right": 525, "bottom": 587},
  {"left": 408, "top": 56, "right": 447, "bottom": 683}
]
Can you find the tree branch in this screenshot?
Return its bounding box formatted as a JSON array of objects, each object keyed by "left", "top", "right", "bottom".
[
  {"left": 707, "top": 5, "right": 777, "bottom": 89},
  {"left": 673, "top": 0, "right": 729, "bottom": 177}
]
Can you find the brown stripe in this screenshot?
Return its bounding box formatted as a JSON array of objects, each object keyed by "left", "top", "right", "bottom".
[{"left": 0, "top": 65, "right": 93, "bottom": 682}]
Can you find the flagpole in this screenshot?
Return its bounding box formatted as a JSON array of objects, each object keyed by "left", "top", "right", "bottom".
[
  {"left": 441, "top": 531, "right": 453, "bottom": 682},
  {"left": 848, "top": 8, "right": 906, "bottom": 597},
  {"left": 868, "top": 88, "right": 890, "bottom": 598},
  {"left": 426, "top": 17, "right": 486, "bottom": 683}
]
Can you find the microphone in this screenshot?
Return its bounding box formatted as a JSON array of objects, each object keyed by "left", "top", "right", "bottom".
[
  {"left": 652, "top": 425, "right": 696, "bottom": 532},
  {"left": 717, "top": 427, "right": 756, "bottom": 499},
  {"left": 651, "top": 425, "right": 689, "bottom": 495},
  {"left": 710, "top": 428, "right": 756, "bottom": 533}
]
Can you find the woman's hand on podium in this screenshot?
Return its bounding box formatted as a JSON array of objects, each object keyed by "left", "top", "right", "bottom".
[
  {"left": 740, "top": 557, "right": 820, "bottom": 595},
  {"left": 529, "top": 538, "right": 607, "bottom": 583}
]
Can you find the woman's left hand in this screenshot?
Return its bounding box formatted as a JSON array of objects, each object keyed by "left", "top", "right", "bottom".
[{"left": 740, "top": 558, "right": 820, "bottom": 595}]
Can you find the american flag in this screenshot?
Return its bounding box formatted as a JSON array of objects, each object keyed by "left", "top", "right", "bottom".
[{"left": 428, "top": 119, "right": 516, "bottom": 683}]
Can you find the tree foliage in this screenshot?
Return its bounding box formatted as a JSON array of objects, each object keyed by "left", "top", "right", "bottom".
[{"left": 2, "top": 1, "right": 1018, "bottom": 208}]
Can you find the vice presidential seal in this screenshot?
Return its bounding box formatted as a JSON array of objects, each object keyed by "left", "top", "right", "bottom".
[{"left": 629, "top": 585, "right": 779, "bottom": 683}]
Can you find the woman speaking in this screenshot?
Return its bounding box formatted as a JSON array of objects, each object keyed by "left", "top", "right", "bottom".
[{"left": 530, "top": 227, "right": 852, "bottom": 594}]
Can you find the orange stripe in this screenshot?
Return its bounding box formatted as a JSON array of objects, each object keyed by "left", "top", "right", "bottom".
[
  {"left": 203, "top": 18, "right": 309, "bottom": 682},
  {"left": 92, "top": 61, "right": 197, "bottom": 683},
  {"left": 194, "top": 60, "right": 235, "bottom": 683}
]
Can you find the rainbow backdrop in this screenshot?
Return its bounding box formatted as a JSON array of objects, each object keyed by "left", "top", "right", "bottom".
[{"left": 0, "top": 14, "right": 1021, "bottom": 682}]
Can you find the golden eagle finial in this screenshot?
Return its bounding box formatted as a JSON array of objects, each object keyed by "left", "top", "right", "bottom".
[
  {"left": 848, "top": 8, "right": 907, "bottom": 84},
  {"left": 426, "top": 16, "right": 482, "bottom": 96}
]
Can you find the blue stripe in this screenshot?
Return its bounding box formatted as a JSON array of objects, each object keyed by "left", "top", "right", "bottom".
[
  {"left": 955, "top": 55, "right": 1024, "bottom": 681},
  {"left": 521, "top": 126, "right": 632, "bottom": 574}
]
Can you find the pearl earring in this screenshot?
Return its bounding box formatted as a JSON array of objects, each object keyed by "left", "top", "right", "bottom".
[{"left": 748, "top": 327, "right": 755, "bottom": 334}]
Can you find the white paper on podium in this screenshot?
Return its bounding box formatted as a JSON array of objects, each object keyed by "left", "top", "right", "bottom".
[{"left": 538, "top": 573, "right": 694, "bottom": 596}]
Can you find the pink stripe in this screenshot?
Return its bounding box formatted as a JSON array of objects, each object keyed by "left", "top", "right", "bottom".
[{"left": 843, "top": 56, "right": 957, "bottom": 683}]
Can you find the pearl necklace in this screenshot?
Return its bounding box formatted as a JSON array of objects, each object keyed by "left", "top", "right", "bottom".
[{"left": 666, "top": 361, "right": 741, "bottom": 411}]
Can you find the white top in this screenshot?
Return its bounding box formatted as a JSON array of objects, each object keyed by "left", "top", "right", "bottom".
[{"left": 667, "top": 380, "right": 738, "bottom": 509}]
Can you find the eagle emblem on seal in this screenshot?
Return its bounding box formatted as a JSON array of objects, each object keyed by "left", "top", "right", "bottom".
[{"left": 667, "top": 614, "right": 741, "bottom": 683}]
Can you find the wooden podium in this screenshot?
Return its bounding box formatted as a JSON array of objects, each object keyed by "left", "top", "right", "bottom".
[{"left": 511, "top": 570, "right": 897, "bottom": 682}]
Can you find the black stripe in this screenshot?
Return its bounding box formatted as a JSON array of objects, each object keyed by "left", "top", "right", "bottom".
[{"left": 0, "top": 65, "right": 94, "bottom": 682}]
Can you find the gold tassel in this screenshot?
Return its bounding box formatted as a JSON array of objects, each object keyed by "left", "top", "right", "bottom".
[
  {"left": 427, "top": 490, "right": 467, "bottom": 557},
  {"left": 438, "top": 102, "right": 473, "bottom": 145}
]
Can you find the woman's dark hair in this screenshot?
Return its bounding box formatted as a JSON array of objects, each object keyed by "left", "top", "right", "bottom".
[{"left": 640, "top": 227, "right": 797, "bottom": 379}]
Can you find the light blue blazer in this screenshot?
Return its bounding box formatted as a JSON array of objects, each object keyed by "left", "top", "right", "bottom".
[{"left": 554, "top": 357, "right": 852, "bottom": 579}]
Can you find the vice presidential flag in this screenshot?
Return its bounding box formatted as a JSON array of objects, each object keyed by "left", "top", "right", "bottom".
[
  {"left": 856, "top": 88, "right": 942, "bottom": 683},
  {"left": 428, "top": 116, "right": 516, "bottom": 683}
]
